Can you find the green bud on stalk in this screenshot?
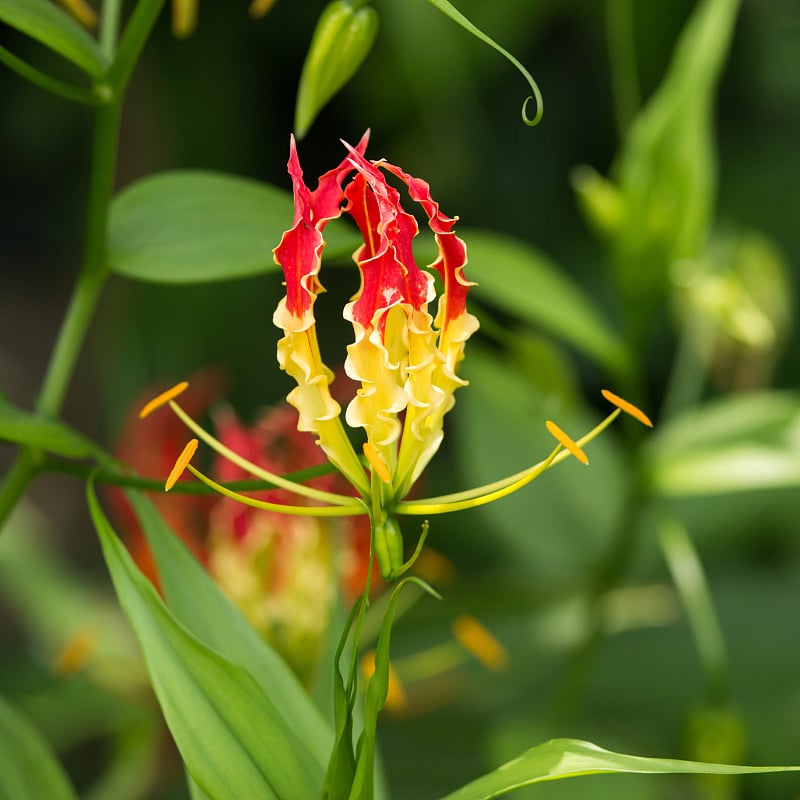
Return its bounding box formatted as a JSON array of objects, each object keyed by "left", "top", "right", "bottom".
[
  {"left": 373, "top": 515, "right": 404, "bottom": 581},
  {"left": 294, "top": 0, "right": 379, "bottom": 138}
]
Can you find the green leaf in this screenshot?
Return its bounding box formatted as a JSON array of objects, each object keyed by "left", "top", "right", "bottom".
[
  {"left": 322, "top": 600, "right": 361, "bottom": 800},
  {"left": 125, "top": 491, "right": 333, "bottom": 769},
  {"left": 351, "top": 578, "right": 433, "bottom": 800},
  {"left": 463, "top": 229, "right": 630, "bottom": 375},
  {"left": 583, "top": 0, "right": 741, "bottom": 329},
  {"left": 87, "top": 484, "right": 325, "bottom": 800},
  {"left": 188, "top": 775, "right": 213, "bottom": 800},
  {"left": 648, "top": 392, "right": 800, "bottom": 495},
  {"left": 0, "top": 694, "right": 78, "bottom": 800},
  {"left": 437, "top": 737, "right": 800, "bottom": 800},
  {"left": 0, "top": 0, "right": 107, "bottom": 78},
  {"left": 107, "top": 171, "right": 360, "bottom": 284},
  {"left": 0, "top": 402, "right": 99, "bottom": 459}
]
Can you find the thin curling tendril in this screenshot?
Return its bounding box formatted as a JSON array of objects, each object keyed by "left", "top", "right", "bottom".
[{"left": 425, "top": 0, "right": 543, "bottom": 126}]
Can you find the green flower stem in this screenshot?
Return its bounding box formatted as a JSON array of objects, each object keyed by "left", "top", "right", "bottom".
[
  {"left": 100, "top": 0, "right": 125, "bottom": 60},
  {"left": 37, "top": 0, "right": 166, "bottom": 412},
  {"left": 0, "top": 451, "right": 39, "bottom": 527},
  {"left": 37, "top": 93, "right": 122, "bottom": 416},
  {"left": 0, "top": 1, "right": 166, "bottom": 534},
  {"left": 37, "top": 274, "right": 108, "bottom": 418},
  {"left": 0, "top": 99, "right": 120, "bottom": 531},
  {"left": 659, "top": 515, "right": 730, "bottom": 704},
  {"left": 108, "top": 0, "right": 167, "bottom": 88},
  {"left": 661, "top": 312, "right": 714, "bottom": 421}
]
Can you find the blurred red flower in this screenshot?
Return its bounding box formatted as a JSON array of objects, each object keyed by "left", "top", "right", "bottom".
[{"left": 110, "top": 369, "right": 376, "bottom": 682}]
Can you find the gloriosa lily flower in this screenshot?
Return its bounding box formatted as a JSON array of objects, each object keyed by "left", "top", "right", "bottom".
[
  {"left": 273, "top": 132, "right": 479, "bottom": 505},
  {"left": 142, "top": 135, "right": 652, "bottom": 582}
]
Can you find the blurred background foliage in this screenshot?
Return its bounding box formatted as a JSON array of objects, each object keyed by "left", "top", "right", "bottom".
[{"left": 1, "top": 0, "right": 799, "bottom": 798}]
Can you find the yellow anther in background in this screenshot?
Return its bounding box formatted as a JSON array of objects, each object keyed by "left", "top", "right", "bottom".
[
  {"left": 601, "top": 389, "right": 653, "bottom": 427},
  {"left": 58, "top": 0, "right": 98, "bottom": 29},
  {"left": 363, "top": 442, "right": 391, "bottom": 483},
  {"left": 166, "top": 438, "right": 199, "bottom": 491},
  {"left": 361, "top": 650, "right": 407, "bottom": 712},
  {"left": 139, "top": 381, "right": 189, "bottom": 419},
  {"left": 171, "top": 0, "right": 198, "bottom": 37},
  {"left": 452, "top": 615, "right": 509, "bottom": 671},
  {"left": 54, "top": 628, "right": 96, "bottom": 676},
  {"left": 545, "top": 420, "right": 589, "bottom": 465},
  {"left": 413, "top": 547, "right": 457, "bottom": 586},
  {"left": 249, "top": 0, "right": 278, "bottom": 17}
]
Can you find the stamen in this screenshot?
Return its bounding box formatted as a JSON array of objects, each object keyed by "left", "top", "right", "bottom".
[
  {"left": 394, "top": 447, "right": 560, "bottom": 515},
  {"left": 601, "top": 389, "right": 653, "bottom": 427},
  {"left": 546, "top": 420, "right": 589, "bottom": 465},
  {"left": 363, "top": 442, "right": 391, "bottom": 483},
  {"left": 187, "top": 464, "right": 367, "bottom": 517},
  {"left": 139, "top": 381, "right": 189, "bottom": 419},
  {"left": 170, "top": 400, "right": 360, "bottom": 506},
  {"left": 452, "top": 615, "right": 509, "bottom": 671},
  {"left": 397, "top": 410, "right": 622, "bottom": 517},
  {"left": 165, "top": 438, "right": 199, "bottom": 491},
  {"left": 361, "top": 650, "right": 408, "bottom": 712}
]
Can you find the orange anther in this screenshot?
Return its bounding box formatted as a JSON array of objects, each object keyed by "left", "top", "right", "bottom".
[
  {"left": 139, "top": 381, "right": 189, "bottom": 419},
  {"left": 363, "top": 442, "right": 391, "bottom": 483},
  {"left": 413, "top": 547, "right": 457, "bottom": 586},
  {"left": 361, "top": 650, "right": 407, "bottom": 712},
  {"left": 59, "top": 0, "right": 98, "bottom": 29},
  {"left": 545, "top": 420, "right": 589, "bottom": 465},
  {"left": 601, "top": 389, "right": 653, "bottom": 427},
  {"left": 54, "top": 628, "right": 96, "bottom": 676},
  {"left": 452, "top": 615, "right": 509, "bottom": 671},
  {"left": 248, "top": 0, "right": 277, "bottom": 17},
  {"left": 165, "top": 438, "right": 199, "bottom": 491}
]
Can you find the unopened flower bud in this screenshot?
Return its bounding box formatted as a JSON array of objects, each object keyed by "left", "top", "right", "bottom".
[{"left": 294, "top": 0, "right": 379, "bottom": 138}]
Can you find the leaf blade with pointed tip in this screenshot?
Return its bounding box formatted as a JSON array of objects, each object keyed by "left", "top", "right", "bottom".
[
  {"left": 124, "top": 490, "right": 333, "bottom": 769},
  {"left": 438, "top": 737, "right": 800, "bottom": 800},
  {"left": 0, "top": 0, "right": 107, "bottom": 78},
  {"left": 648, "top": 392, "right": 800, "bottom": 496},
  {"left": 107, "top": 171, "right": 360, "bottom": 284},
  {"left": 87, "top": 484, "right": 324, "bottom": 800},
  {"left": 0, "top": 402, "right": 100, "bottom": 459}
]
